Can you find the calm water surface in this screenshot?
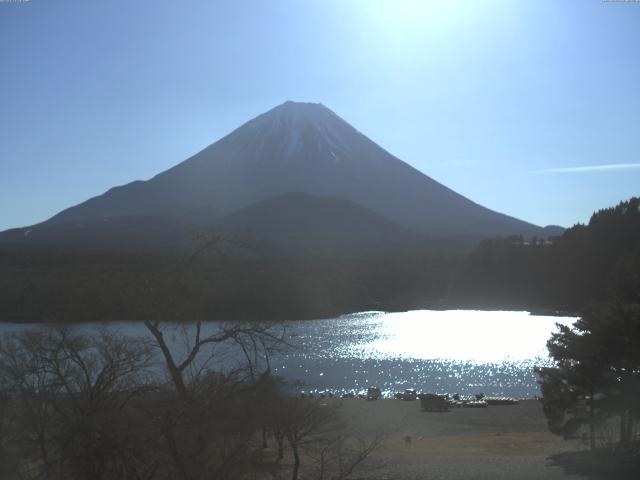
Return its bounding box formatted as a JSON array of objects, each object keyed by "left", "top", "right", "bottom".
[{"left": 0, "top": 310, "right": 576, "bottom": 399}]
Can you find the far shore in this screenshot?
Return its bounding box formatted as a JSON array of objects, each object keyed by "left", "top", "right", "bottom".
[{"left": 0, "top": 305, "right": 581, "bottom": 325}]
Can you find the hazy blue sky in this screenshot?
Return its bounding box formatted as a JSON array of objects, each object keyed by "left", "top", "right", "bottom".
[{"left": 1, "top": 0, "right": 639, "bottom": 230}]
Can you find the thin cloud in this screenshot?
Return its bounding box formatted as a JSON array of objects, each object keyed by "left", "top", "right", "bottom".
[{"left": 537, "top": 163, "right": 640, "bottom": 173}]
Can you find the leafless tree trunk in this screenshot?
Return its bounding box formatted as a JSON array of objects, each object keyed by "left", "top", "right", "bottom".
[
  {"left": 311, "top": 432, "right": 384, "bottom": 480},
  {"left": 0, "top": 327, "right": 153, "bottom": 480}
]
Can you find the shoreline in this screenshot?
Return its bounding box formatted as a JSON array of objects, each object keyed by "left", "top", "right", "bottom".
[{"left": 0, "top": 306, "right": 581, "bottom": 325}]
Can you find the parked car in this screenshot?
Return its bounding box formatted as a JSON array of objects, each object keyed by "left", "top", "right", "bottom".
[
  {"left": 367, "top": 387, "right": 382, "bottom": 401},
  {"left": 419, "top": 393, "right": 450, "bottom": 412},
  {"left": 402, "top": 389, "right": 417, "bottom": 401}
]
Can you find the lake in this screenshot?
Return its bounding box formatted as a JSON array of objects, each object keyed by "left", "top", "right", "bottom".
[{"left": 0, "top": 310, "right": 576, "bottom": 399}]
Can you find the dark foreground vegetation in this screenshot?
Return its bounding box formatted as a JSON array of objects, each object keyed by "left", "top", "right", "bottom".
[
  {"left": 0, "top": 323, "right": 382, "bottom": 480},
  {"left": 535, "top": 281, "right": 640, "bottom": 456},
  {"left": 0, "top": 252, "right": 454, "bottom": 322},
  {"left": 532, "top": 200, "right": 640, "bottom": 477}
]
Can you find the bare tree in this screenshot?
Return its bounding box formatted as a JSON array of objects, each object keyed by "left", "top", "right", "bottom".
[
  {"left": 0, "top": 384, "right": 16, "bottom": 479},
  {"left": 130, "top": 235, "right": 292, "bottom": 480},
  {"left": 266, "top": 397, "right": 384, "bottom": 480},
  {"left": 281, "top": 398, "right": 340, "bottom": 480},
  {"left": 138, "top": 319, "right": 291, "bottom": 480},
  {"left": 0, "top": 327, "right": 153, "bottom": 480},
  {"left": 1, "top": 232, "right": 383, "bottom": 480},
  {"left": 309, "top": 431, "right": 385, "bottom": 480},
  {"left": 143, "top": 319, "right": 287, "bottom": 398}
]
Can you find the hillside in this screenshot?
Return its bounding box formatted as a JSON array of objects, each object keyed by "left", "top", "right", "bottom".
[{"left": 216, "top": 192, "right": 426, "bottom": 256}]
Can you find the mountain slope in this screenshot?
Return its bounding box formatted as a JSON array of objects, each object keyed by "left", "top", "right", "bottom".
[
  {"left": 3, "top": 101, "right": 561, "bottom": 252},
  {"left": 0, "top": 216, "right": 193, "bottom": 253}
]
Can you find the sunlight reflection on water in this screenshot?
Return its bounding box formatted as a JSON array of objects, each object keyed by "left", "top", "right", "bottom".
[
  {"left": 277, "top": 310, "right": 576, "bottom": 398},
  {"left": 328, "top": 310, "right": 573, "bottom": 363},
  {"left": 0, "top": 310, "right": 576, "bottom": 398}
]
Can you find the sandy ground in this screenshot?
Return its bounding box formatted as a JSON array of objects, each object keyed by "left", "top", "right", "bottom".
[{"left": 337, "top": 399, "right": 588, "bottom": 480}]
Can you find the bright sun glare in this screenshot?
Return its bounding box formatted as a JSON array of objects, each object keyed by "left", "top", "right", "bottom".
[{"left": 364, "top": 0, "right": 470, "bottom": 36}]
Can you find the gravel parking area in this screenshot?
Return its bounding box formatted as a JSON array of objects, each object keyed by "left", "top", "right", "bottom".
[{"left": 338, "top": 399, "right": 589, "bottom": 480}]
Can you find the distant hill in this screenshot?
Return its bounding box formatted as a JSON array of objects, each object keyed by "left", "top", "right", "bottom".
[
  {"left": 216, "top": 192, "right": 425, "bottom": 256},
  {"left": 1, "top": 101, "right": 561, "bottom": 255}
]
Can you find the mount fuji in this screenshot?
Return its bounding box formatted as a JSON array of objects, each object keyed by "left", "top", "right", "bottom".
[{"left": 1, "top": 101, "right": 562, "bottom": 254}]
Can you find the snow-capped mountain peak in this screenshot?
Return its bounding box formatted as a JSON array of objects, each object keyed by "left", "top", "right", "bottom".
[
  {"left": 231, "top": 101, "right": 374, "bottom": 165},
  {"left": 34, "top": 101, "right": 556, "bottom": 242}
]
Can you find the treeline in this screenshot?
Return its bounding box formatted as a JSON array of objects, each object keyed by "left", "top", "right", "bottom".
[
  {"left": 451, "top": 197, "right": 640, "bottom": 312},
  {"left": 538, "top": 298, "right": 640, "bottom": 446},
  {"left": 0, "top": 249, "right": 456, "bottom": 322},
  {"left": 526, "top": 198, "right": 640, "bottom": 473},
  {"left": 2, "top": 197, "right": 639, "bottom": 322},
  {"left": 0, "top": 322, "right": 381, "bottom": 480},
  {"left": 535, "top": 229, "right": 640, "bottom": 473}
]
